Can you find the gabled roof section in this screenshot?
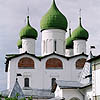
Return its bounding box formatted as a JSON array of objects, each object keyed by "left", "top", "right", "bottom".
[
  {"left": 56, "top": 80, "right": 83, "bottom": 89},
  {"left": 40, "top": 52, "right": 88, "bottom": 60},
  {"left": 68, "top": 53, "right": 88, "bottom": 59},
  {"left": 40, "top": 52, "right": 69, "bottom": 60},
  {"left": 6, "top": 51, "right": 40, "bottom": 60},
  {"left": 6, "top": 52, "right": 88, "bottom": 61},
  {"left": 9, "top": 79, "right": 25, "bottom": 99},
  {"left": 5, "top": 52, "right": 88, "bottom": 72},
  {"left": 23, "top": 89, "right": 54, "bottom": 99},
  {"left": 87, "top": 55, "right": 100, "bottom": 62},
  {"left": 52, "top": 80, "right": 92, "bottom": 92}
]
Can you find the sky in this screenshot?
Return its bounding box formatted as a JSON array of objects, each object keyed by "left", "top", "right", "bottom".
[{"left": 0, "top": 0, "right": 100, "bottom": 90}]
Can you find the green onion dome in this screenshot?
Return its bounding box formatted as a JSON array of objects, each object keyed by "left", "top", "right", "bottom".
[
  {"left": 17, "top": 39, "right": 22, "bottom": 49},
  {"left": 20, "top": 16, "right": 38, "bottom": 39},
  {"left": 40, "top": 0, "right": 68, "bottom": 31},
  {"left": 71, "top": 17, "right": 89, "bottom": 40}
]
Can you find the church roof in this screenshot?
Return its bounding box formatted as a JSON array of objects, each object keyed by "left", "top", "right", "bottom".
[
  {"left": 56, "top": 80, "right": 83, "bottom": 89},
  {"left": 87, "top": 55, "right": 100, "bottom": 62},
  {"left": 0, "top": 89, "right": 54, "bottom": 99},
  {"left": 9, "top": 79, "right": 25, "bottom": 99},
  {"left": 5, "top": 52, "right": 40, "bottom": 60},
  {"left": 5, "top": 52, "right": 88, "bottom": 72},
  {"left": 40, "top": 52, "right": 88, "bottom": 59},
  {"left": 23, "top": 89, "right": 54, "bottom": 99},
  {"left": 5, "top": 52, "right": 88, "bottom": 61},
  {"left": 52, "top": 80, "right": 92, "bottom": 92}
]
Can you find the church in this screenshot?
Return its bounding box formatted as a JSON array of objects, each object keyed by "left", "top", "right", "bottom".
[{"left": 1, "top": 0, "right": 100, "bottom": 100}]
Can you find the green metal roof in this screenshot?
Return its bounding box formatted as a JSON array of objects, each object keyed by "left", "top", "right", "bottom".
[
  {"left": 40, "top": 0, "right": 68, "bottom": 31},
  {"left": 72, "top": 17, "right": 89, "bottom": 40},
  {"left": 20, "top": 16, "right": 38, "bottom": 39},
  {"left": 17, "top": 39, "right": 22, "bottom": 49},
  {"left": 66, "top": 36, "right": 73, "bottom": 49}
]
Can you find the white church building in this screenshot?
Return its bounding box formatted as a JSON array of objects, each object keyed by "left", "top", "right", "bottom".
[{"left": 2, "top": 0, "right": 100, "bottom": 100}]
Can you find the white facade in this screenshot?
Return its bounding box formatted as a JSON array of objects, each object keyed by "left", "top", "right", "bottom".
[
  {"left": 41, "top": 29, "right": 66, "bottom": 56},
  {"left": 7, "top": 54, "right": 87, "bottom": 92},
  {"left": 84, "top": 86, "right": 92, "bottom": 100},
  {"left": 19, "top": 48, "right": 23, "bottom": 54},
  {"left": 21, "top": 38, "right": 35, "bottom": 54},
  {"left": 73, "top": 40, "right": 86, "bottom": 55},
  {"left": 54, "top": 84, "right": 92, "bottom": 100},
  {"left": 55, "top": 86, "right": 83, "bottom": 100},
  {"left": 66, "top": 49, "right": 73, "bottom": 57},
  {"left": 92, "top": 60, "right": 100, "bottom": 98}
]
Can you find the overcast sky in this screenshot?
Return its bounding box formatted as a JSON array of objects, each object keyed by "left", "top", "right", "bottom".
[{"left": 0, "top": 0, "right": 100, "bottom": 90}]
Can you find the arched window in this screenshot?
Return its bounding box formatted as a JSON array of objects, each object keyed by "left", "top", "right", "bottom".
[
  {"left": 46, "top": 58, "right": 63, "bottom": 69},
  {"left": 76, "top": 58, "right": 86, "bottom": 69},
  {"left": 18, "top": 57, "right": 34, "bottom": 69},
  {"left": 24, "top": 78, "right": 29, "bottom": 87}
]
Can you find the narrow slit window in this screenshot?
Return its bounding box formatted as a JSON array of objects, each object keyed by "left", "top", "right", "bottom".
[
  {"left": 54, "top": 40, "right": 56, "bottom": 51},
  {"left": 51, "top": 78, "right": 56, "bottom": 87},
  {"left": 24, "top": 78, "right": 29, "bottom": 87},
  {"left": 43, "top": 40, "right": 45, "bottom": 54}
]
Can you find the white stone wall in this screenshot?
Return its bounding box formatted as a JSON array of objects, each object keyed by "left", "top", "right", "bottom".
[
  {"left": 91, "top": 59, "right": 100, "bottom": 98},
  {"left": 7, "top": 60, "right": 17, "bottom": 91},
  {"left": 63, "top": 89, "right": 83, "bottom": 100},
  {"left": 84, "top": 86, "right": 92, "bottom": 100},
  {"left": 55, "top": 85, "right": 92, "bottom": 100},
  {"left": 7, "top": 62, "right": 11, "bottom": 89},
  {"left": 19, "top": 48, "right": 23, "bottom": 54},
  {"left": 55, "top": 86, "right": 63, "bottom": 98},
  {"left": 65, "top": 49, "right": 73, "bottom": 57},
  {"left": 7, "top": 54, "right": 87, "bottom": 91},
  {"left": 73, "top": 40, "right": 86, "bottom": 55},
  {"left": 7, "top": 54, "right": 42, "bottom": 91},
  {"left": 93, "top": 69, "right": 100, "bottom": 96},
  {"left": 21, "top": 38, "right": 35, "bottom": 54},
  {"left": 41, "top": 29, "right": 66, "bottom": 56}
]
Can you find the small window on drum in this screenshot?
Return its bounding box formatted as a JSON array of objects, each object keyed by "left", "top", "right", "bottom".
[
  {"left": 24, "top": 78, "right": 29, "bottom": 87},
  {"left": 18, "top": 57, "right": 34, "bottom": 69},
  {"left": 46, "top": 58, "right": 63, "bottom": 69}
]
